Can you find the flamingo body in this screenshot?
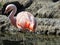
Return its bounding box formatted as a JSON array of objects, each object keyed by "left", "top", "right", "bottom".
[
  {"left": 4, "top": 4, "right": 37, "bottom": 32},
  {"left": 16, "top": 11, "right": 36, "bottom": 32}
]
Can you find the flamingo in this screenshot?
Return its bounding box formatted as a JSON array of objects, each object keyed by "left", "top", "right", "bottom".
[{"left": 4, "top": 4, "right": 37, "bottom": 32}]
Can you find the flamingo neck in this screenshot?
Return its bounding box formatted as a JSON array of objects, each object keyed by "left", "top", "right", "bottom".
[
  {"left": 8, "top": 6, "right": 17, "bottom": 18},
  {"left": 8, "top": 5, "right": 17, "bottom": 27}
]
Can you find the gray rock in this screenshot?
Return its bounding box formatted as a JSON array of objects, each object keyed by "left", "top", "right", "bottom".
[
  {"left": 35, "top": 1, "right": 60, "bottom": 18},
  {"left": 2, "top": 0, "right": 60, "bottom": 18},
  {"left": 0, "top": 15, "right": 10, "bottom": 32},
  {"left": 3, "top": 0, "right": 33, "bottom": 8},
  {"left": 36, "top": 18, "right": 60, "bottom": 35},
  {"left": 25, "top": 0, "right": 54, "bottom": 16}
]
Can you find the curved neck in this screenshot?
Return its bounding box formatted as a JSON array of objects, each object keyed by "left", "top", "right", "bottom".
[
  {"left": 8, "top": 5, "right": 17, "bottom": 27},
  {"left": 8, "top": 6, "right": 17, "bottom": 18}
]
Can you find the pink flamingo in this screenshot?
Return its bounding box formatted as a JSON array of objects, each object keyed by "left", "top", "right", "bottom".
[{"left": 4, "top": 4, "right": 37, "bottom": 32}]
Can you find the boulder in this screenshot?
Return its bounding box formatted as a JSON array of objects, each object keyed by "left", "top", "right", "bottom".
[
  {"left": 1, "top": 0, "right": 60, "bottom": 18},
  {"left": 0, "top": 15, "right": 10, "bottom": 33},
  {"left": 35, "top": 2, "right": 60, "bottom": 18}
]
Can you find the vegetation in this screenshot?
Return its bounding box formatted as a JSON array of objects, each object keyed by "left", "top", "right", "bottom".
[
  {"left": 0, "top": 2, "right": 2, "bottom": 8},
  {"left": 0, "top": 0, "right": 7, "bottom": 8}
]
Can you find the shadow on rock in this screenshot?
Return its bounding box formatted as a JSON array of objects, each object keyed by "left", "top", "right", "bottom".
[{"left": 2, "top": 1, "right": 24, "bottom": 16}]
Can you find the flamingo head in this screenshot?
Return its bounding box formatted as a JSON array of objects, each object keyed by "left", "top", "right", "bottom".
[{"left": 4, "top": 4, "right": 17, "bottom": 14}]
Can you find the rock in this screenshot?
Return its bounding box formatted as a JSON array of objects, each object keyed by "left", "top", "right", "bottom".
[
  {"left": 18, "top": 0, "right": 33, "bottom": 8},
  {"left": 25, "top": 0, "right": 54, "bottom": 16},
  {"left": 35, "top": 1, "right": 60, "bottom": 18},
  {"left": 1, "top": 0, "right": 60, "bottom": 18},
  {"left": 36, "top": 18, "right": 60, "bottom": 35},
  {"left": 2, "top": 0, "right": 33, "bottom": 7},
  {"left": 0, "top": 15, "right": 10, "bottom": 33}
]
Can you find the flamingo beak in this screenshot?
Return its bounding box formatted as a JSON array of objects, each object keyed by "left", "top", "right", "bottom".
[{"left": 4, "top": 10, "right": 8, "bottom": 14}]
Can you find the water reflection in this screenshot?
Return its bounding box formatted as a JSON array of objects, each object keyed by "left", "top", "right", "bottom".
[{"left": 2, "top": 32, "right": 60, "bottom": 45}]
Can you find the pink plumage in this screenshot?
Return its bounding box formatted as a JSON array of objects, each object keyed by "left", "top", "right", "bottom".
[{"left": 4, "top": 4, "right": 37, "bottom": 32}]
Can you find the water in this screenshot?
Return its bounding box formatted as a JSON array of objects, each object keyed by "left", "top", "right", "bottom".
[
  {"left": 21, "top": 33, "right": 60, "bottom": 45},
  {"left": 1, "top": 32, "right": 60, "bottom": 45}
]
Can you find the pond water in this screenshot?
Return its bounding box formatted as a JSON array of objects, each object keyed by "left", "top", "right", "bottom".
[
  {"left": 1, "top": 32, "right": 60, "bottom": 45},
  {"left": 24, "top": 34, "right": 60, "bottom": 45}
]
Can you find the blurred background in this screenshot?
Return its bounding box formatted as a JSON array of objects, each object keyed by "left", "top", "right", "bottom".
[{"left": 0, "top": 0, "right": 60, "bottom": 45}]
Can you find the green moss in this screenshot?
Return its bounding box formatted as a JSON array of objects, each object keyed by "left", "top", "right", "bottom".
[{"left": 0, "top": 3, "right": 2, "bottom": 7}]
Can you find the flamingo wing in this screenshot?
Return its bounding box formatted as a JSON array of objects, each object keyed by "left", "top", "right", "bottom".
[{"left": 16, "top": 11, "right": 36, "bottom": 32}]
